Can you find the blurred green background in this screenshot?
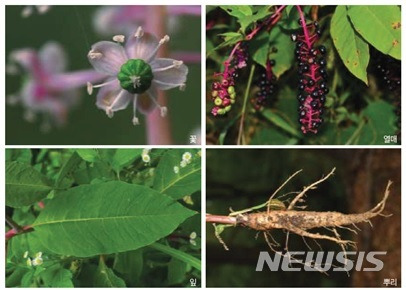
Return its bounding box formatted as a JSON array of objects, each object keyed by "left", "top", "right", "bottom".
[
  {"left": 206, "top": 149, "right": 400, "bottom": 287},
  {"left": 6, "top": 6, "right": 201, "bottom": 145}
]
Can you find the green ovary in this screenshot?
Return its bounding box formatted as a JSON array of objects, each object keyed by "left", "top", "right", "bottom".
[{"left": 117, "top": 59, "right": 153, "bottom": 94}]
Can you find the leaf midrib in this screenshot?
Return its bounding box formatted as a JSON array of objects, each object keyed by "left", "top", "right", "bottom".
[
  {"left": 159, "top": 167, "right": 201, "bottom": 194},
  {"left": 6, "top": 182, "right": 51, "bottom": 189},
  {"left": 33, "top": 213, "right": 190, "bottom": 227}
]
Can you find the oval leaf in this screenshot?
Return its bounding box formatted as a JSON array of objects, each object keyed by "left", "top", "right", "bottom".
[
  {"left": 347, "top": 5, "right": 401, "bottom": 60},
  {"left": 261, "top": 109, "right": 301, "bottom": 137},
  {"left": 32, "top": 181, "right": 195, "bottom": 257},
  {"left": 331, "top": 6, "right": 369, "bottom": 85},
  {"left": 76, "top": 149, "right": 99, "bottom": 162},
  {"left": 6, "top": 162, "right": 52, "bottom": 208},
  {"left": 153, "top": 150, "right": 201, "bottom": 199}
]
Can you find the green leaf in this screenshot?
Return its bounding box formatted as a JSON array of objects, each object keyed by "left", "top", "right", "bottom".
[
  {"left": 32, "top": 181, "right": 196, "bottom": 257},
  {"left": 113, "top": 249, "right": 143, "bottom": 286},
  {"left": 269, "top": 25, "right": 295, "bottom": 77},
  {"left": 149, "top": 243, "right": 201, "bottom": 271},
  {"left": 261, "top": 109, "right": 301, "bottom": 137},
  {"left": 359, "top": 100, "right": 398, "bottom": 144},
  {"left": 75, "top": 149, "right": 99, "bottom": 162},
  {"left": 40, "top": 264, "right": 74, "bottom": 287},
  {"left": 110, "top": 149, "right": 143, "bottom": 173},
  {"left": 6, "top": 149, "right": 32, "bottom": 164},
  {"left": 219, "top": 6, "right": 270, "bottom": 33},
  {"left": 167, "top": 258, "right": 187, "bottom": 285},
  {"left": 6, "top": 162, "right": 52, "bottom": 208},
  {"left": 153, "top": 150, "right": 201, "bottom": 199},
  {"left": 331, "top": 6, "right": 370, "bottom": 84},
  {"left": 6, "top": 267, "right": 29, "bottom": 287},
  {"left": 21, "top": 270, "right": 35, "bottom": 287},
  {"left": 347, "top": 5, "right": 401, "bottom": 60},
  {"left": 249, "top": 31, "right": 269, "bottom": 68},
  {"left": 55, "top": 152, "right": 82, "bottom": 188},
  {"left": 73, "top": 161, "right": 115, "bottom": 185},
  {"left": 94, "top": 258, "right": 126, "bottom": 287}
]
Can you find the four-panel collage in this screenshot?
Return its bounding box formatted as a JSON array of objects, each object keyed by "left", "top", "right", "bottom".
[{"left": 4, "top": 4, "right": 402, "bottom": 289}]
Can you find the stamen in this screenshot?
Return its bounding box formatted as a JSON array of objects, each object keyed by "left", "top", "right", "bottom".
[
  {"left": 87, "top": 82, "right": 93, "bottom": 95},
  {"left": 146, "top": 35, "right": 170, "bottom": 62},
  {"left": 147, "top": 94, "right": 168, "bottom": 118},
  {"left": 159, "top": 35, "right": 170, "bottom": 45},
  {"left": 88, "top": 50, "right": 103, "bottom": 60},
  {"left": 87, "top": 79, "right": 116, "bottom": 95},
  {"left": 152, "top": 60, "right": 183, "bottom": 73},
  {"left": 134, "top": 27, "right": 144, "bottom": 38},
  {"left": 132, "top": 96, "right": 140, "bottom": 125},
  {"left": 106, "top": 89, "right": 126, "bottom": 118},
  {"left": 160, "top": 106, "right": 168, "bottom": 117},
  {"left": 113, "top": 35, "right": 125, "bottom": 43}
]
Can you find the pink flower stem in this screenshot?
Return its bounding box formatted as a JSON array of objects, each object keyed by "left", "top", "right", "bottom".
[
  {"left": 145, "top": 6, "right": 173, "bottom": 145},
  {"left": 296, "top": 5, "right": 312, "bottom": 50}
]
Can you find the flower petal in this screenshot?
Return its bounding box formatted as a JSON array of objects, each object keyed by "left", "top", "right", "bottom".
[
  {"left": 125, "top": 30, "right": 159, "bottom": 60},
  {"left": 88, "top": 41, "right": 127, "bottom": 76},
  {"left": 39, "top": 42, "right": 67, "bottom": 74},
  {"left": 151, "top": 58, "right": 188, "bottom": 90},
  {"left": 137, "top": 83, "right": 158, "bottom": 114},
  {"left": 95, "top": 79, "right": 131, "bottom": 112}
]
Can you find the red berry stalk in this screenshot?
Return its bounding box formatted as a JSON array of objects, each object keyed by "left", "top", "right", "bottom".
[
  {"left": 211, "top": 42, "right": 248, "bottom": 116},
  {"left": 210, "top": 5, "right": 286, "bottom": 116},
  {"left": 293, "top": 6, "right": 328, "bottom": 134}
]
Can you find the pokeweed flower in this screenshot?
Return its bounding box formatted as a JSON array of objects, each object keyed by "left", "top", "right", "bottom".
[
  {"left": 182, "top": 152, "right": 192, "bottom": 164},
  {"left": 7, "top": 42, "right": 104, "bottom": 131},
  {"left": 87, "top": 27, "right": 188, "bottom": 125}
]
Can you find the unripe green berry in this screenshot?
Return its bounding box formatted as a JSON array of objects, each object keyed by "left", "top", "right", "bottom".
[
  {"left": 217, "top": 108, "right": 225, "bottom": 115},
  {"left": 227, "top": 86, "right": 235, "bottom": 94},
  {"left": 214, "top": 97, "right": 222, "bottom": 106},
  {"left": 230, "top": 92, "right": 236, "bottom": 99},
  {"left": 211, "top": 90, "right": 218, "bottom": 98},
  {"left": 225, "top": 105, "right": 232, "bottom": 112},
  {"left": 230, "top": 99, "right": 235, "bottom": 104}
]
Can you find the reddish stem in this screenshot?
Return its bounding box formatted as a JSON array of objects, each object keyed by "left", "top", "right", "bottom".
[
  {"left": 145, "top": 6, "right": 173, "bottom": 145},
  {"left": 296, "top": 5, "right": 312, "bottom": 50},
  {"left": 206, "top": 214, "right": 237, "bottom": 225}
]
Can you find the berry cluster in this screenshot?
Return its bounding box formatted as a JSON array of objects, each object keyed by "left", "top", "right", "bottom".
[
  {"left": 251, "top": 59, "right": 277, "bottom": 110},
  {"left": 211, "top": 42, "right": 248, "bottom": 116},
  {"left": 292, "top": 19, "right": 328, "bottom": 134},
  {"left": 373, "top": 50, "right": 401, "bottom": 136}
]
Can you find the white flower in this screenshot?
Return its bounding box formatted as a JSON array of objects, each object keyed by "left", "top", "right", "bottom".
[
  {"left": 26, "top": 258, "right": 32, "bottom": 267},
  {"left": 189, "top": 232, "right": 197, "bottom": 246},
  {"left": 87, "top": 26, "right": 188, "bottom": 125},
  {"left": 180, "top": 160, "right": 187, "bottom": 168},
  {"left": 35, "top": 252, "right": 42, "bottom": 258},
  {"left": 23, "top": 251, "right": 29, "bottom": 259},
  {"left": 142, "top": 154, "right": 150, "bottom": 163},
  {"left": 173, "top": 166, "right": 179, "bottom": 174},
  {"left": 32, "top": 256, "right": 43, "bottom": 266},
  {"left": 182, "top": 152, "right": 192, "bottom": 164},
  {"left": 197, "top": 150, "right": 201, "bottom": 157}
]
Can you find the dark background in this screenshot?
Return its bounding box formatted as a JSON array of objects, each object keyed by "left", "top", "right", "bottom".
[
  {"left": 6, "top": 6, "right": 201, "bottom": 145},
  {"left": 206, "top": 149, "right": 401, "bottom": 287}
]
